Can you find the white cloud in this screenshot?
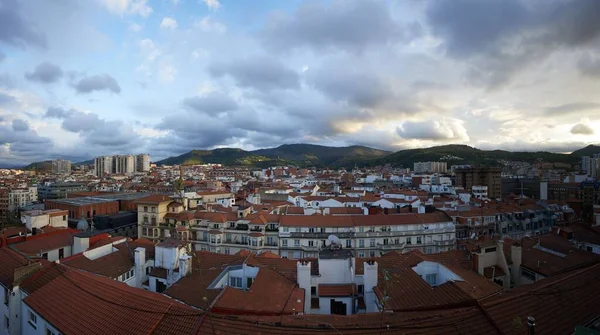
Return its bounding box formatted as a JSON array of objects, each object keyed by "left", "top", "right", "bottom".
[
  {"left": 98, "top": 0, "right": 152, "bottom": 17},
  {"left": 191, "top": 48, "right": 208, "bottom": 60},
  {"left": 194, "top": 17, "right": 227, "bottom": 34},
  {"left": 138, "top": 39, "right": 161, "bottom": 62},
  {"left": 160, "top": 17, "right": 178, "bottom": 30},
  {"left": 203, "top": 0, "right": 221, "bottom": 11},
  {"left": 158, "top": 62, "right": 177, "bottom": 83},
  {"left": 128, "top": 22, "right": 142, "bottom": 32},
  {"left": 397, "top": 118, "right": 469, "bottom": 142}
]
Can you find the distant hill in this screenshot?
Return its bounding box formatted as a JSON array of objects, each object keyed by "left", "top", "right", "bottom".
[
  {"left": 23, "top": 160, "right": 52, "bottom": 172},
  {"left": 570, "top": 145, "right": 600, "bottom": 157},
  {"left": 155, "top": 144, "right": 391, "bottom": 167},
  {"left": 374, "top": 145, "right": 579, "bottom": 167},
  {"left": 74, "top": 159, "right": 93, "bottom": 166}
]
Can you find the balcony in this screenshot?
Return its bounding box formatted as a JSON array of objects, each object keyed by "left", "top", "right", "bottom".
[
  {"left": 250, "top": 227, "right": 263, "bottom": 232},
  {"left": 265, "top": 227, "right": 279, "bottom": 232},
  {"left": 433, "top": 239, "right": 456, "bottom": 246}
]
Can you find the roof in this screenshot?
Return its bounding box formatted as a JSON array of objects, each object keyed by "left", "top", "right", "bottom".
[
  {"left": 481, "top": 263, "right": 600, "bottom": 335},
  {"left": 279, "top": 212, "right": 452, "bottom": 227},
  {"left": 318, "top": 284, "right": 355, "bottom": 297},
  {"left": 134, "top": 194, "right": 172, "bottom": 204},
  {"left": 23, "top": 265, "right": 202, "bottom": 335},
  {"left": 12, "top": 230, "right": 76, "bottom": 257},
  {"left": 62, "top": 244, "right": 135, "bottom": 279},
  {"left": 0, "top": 247, "right": 30, "bottom": 287}
]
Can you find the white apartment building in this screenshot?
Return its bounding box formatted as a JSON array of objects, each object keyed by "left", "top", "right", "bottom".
[
  {"left": 413, "top": 161, "right": 448, "bottom": 173},
  {"left": 94, "top": 156, "right": 112, "bottom": 177},
  {"left": 136, "top": 154, "right": 150, "bottom": 172},
  {"left": 20, "top": 209, "right": 68, "bottom": 232},
  {"left": 113, "top": 155, "right": 135, "bottom": 175},
  {"left": 51, "top": 159, "right": 71, "bottom": 175},
  {"left": 8, "top": 188, "right": 38, "bottom": 211}
]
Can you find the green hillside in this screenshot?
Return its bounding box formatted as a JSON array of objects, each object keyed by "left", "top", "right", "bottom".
[
  {"left": 570, "top": 145, "right": 600, "bottom": 157},
  {"left": 22, "top": 160, "right": 52, "bottom": 172}
]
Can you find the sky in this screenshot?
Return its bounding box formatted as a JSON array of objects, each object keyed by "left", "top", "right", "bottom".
[{"left": 1, "top": 0, "right": 600, "bottom": 166}]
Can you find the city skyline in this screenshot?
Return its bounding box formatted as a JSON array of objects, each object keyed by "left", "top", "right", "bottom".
[{"left": 1, "top": 0, "right": 600, "bottom": 167}]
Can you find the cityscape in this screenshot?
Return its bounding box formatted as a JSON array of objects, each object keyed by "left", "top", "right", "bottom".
[{"left": 2, "top": 0, "right": 600, "bottom": 334}]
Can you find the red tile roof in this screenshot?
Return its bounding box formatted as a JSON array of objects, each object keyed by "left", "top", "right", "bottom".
[
  {"left": 134, "top": 194, "right": 172, "bottom": 204},
  {"left": 279, "top": 212, "right": 452, "bottom": 227},
  {"left": 318, "top": 284, "right": 355, "bottom": 297},
  {"left": 62, "top": 244, "right": 134, "bottom": 279},
  {"left": 0, "top": 247, "right": 30, "bottom": 287},
  {"left": 12, "top": 230, "right": 76, "bottom": 257},
  {"left": 23, "top": 265, "right": 202, "bottom": 335}
]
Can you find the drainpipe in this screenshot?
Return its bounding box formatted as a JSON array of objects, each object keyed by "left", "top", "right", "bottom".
[{"left": 527, "top": 316, "right": 535, "bottom": 335}]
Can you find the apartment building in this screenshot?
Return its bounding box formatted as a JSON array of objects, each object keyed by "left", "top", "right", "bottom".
[
  {"left": 136, "top": 194, "right": 173, "bottom": 241},
  {"left": 51, "top": 159, "right": 71, "bottom": 174},
  {"left": 113, "top": 155, "right": 135, "bottom": 174},
  {"left": 413, "top": 161, "right": 448, "bottom": 173},
  {"left": 7, "top": 187, "right": 38, "bottom": 211},
  {"left": 37, "top": 182, "right": 88, "bottom": 200},
  {"left": 136, "top": 154, "right": 150, "bottom": 172},
  {"left": 94, "top": 156, "right": 112, "bottom": 177},
  {"left": 454, "top": 166, "right": 502, "bottom": 199}
]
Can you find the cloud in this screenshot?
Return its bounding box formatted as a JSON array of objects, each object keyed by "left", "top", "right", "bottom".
[
  {"left": 546, "top": 102, "right": 600, "bottom": 116},
  {"left": 261, "top": 0, "right": 407, "bottom": 53},
  {"left": 72, "top": 74, "right": 121, "bottom": 94},
  {"left": 571, "top": 123, "right": 594, "bottom": 135},
  {"left": 128, "top": 22, "right": 142, "bottom": 32},
  {"left": 12, "top": 119, "right": 29, "bottom": 132},
  {"left": 0, "top": 51, "right": 4, "bottom": 62},
  {"left": 45, "top": 107, "right": 75, "bottom": 118},
  {"left": 193, "top": 17, "right": 227, "bottom": 34},
  {"left": 183, "top": 93, "right": 238, "bottom": 114},
  {"left": 24, "top": 62, "right": 64, "bottom": 83},
  {"left": 160, "top": 17, "right": 177, "bottom": 30},
  {"left": 577, "top": 53, "right": 600, "bottom": 78},
  {"left": 397, "top": 119, "right": 469, "bottom": 142},
  {"left": 208, "top": 56, "right": 300, "bottom": 91},
  {"left": 0, "top": 92, "right": 17, "bottom": 105},
  {"left": 203, "top": 0, "right": 221, "bottom": 11},
  {"left": 0, "top": 0, "right": 46, "bottom": 48},
  {"left": 98, "top": 0, "right": 152, "bottom": 17}
]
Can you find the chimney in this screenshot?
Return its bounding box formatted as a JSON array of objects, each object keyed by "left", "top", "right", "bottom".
[
  {"left": 363, "top": 260, "right": 379, "bottom": 313},
  {"left": 296, "top": 260, "right": 312, "bottom": 314},
  {"left": 134, "top": 247, "right": 146, "bottom": 288},
  {"left": 178, "top": 254, "right": 192, "bottom": 280},
  {"left": 72, "top": 234, "right": 90, "bottom": 254},
  {"left": 510, "top": 242, "right": 522, "bottom": 287},
  {"left": 527, "top": 316, "right": 535, "bottom": 335}
]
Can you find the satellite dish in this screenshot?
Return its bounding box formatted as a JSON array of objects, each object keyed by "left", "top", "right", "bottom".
[
  {"left": 328, "top": 234, "right": 341, "bottom": 245},
  {"left": 470, "top": 232, "right": 476, "bottom": 240}
]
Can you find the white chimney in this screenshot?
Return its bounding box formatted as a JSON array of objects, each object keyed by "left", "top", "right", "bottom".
[
  {"left": 134, "top": 247, "right": 146, "bottom": 288},
  {"left": 363, "top": 260, "right": 379, "bottom": 313},
  {"left": 510, "top": 243, "right": 523, "bottom": 287},
  {"left": 178, "top": 254, "right": 192, "bottom": 280},
  {"left": 297, "top": 260, "right": 312, "bottom": 314},
  {"left": 72, "top": 235, "right": 90, "bottom": 254}
]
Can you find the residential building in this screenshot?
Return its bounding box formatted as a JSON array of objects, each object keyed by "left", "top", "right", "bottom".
[
  {"left": 7, "top": 188, "right": 37, "bottom": 211},
  {"left": 113, "top": 155, "right": 135, "bottom": 175},
  {"left": 0, "top": 189, "right": 8, "bottom": 223},
  {"left": 20, "top": 209, "right": 69, "bottom": 233},
  {"left": 136, "top": 154, "right": 150, "bottom": 172},
  {"left": 136, "top": 195, "right": 172, "bottom": 241},
  {"left": 94, "top": 156, "right": 113, "bottom": 177},
  {"left": 582, "top": 156, "right": 591, "bottom": 175},
  {"left": 50, "top": 159, "right": 71, "bottom": 175},
  {"left": 413, "top": 161, "right": 448, "bottom": 173},
  {"left": 454, "top": 166, "right": 502, "bottom": 199},
  {"left": 37, "top": 182, "right": 88, "bottom": 200}
]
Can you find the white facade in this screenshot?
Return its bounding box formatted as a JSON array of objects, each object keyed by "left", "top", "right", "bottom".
[
  {"left": 51, "top": 159, "right": 71, "bottom": 175},
  {"left": 414, "top": 162, "right": 447, "bottom": 173},
  {"left": 21, "top": 210, "right": 68, "bottom": 232}
]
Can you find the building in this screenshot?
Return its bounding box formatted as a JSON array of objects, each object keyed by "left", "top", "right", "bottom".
[
  {"left": 582, "top": 156, "right": 591, "bottom": 174},
  {"left": 454, "top": 166, "right": 502, "bottom": 199},
  {"left": 0, "top": 188, "right": 8, "bottom": 222},
  {"left": 135, "top": 195, "right": 173, "bottom": 241},
  {"left": 136, "top": 154, "right": 150, "bottom": 172},
  {"left": 20, "top": 209, "right": 69, "bottom": 233},
  {"left": 51, "top": 159, "right": 71, "bottom": 174},
  {"left": 44, "top": 197, "right": 120, "bottom": 224},
  {"left": 37, "top": 182, "right": 88, "bottom": 200},
  {"left": 413, "top": 161, "right": 448, "bottom": 173},
  {"left": 113, "top": 155, "right": 135, "bottom": 175},
  {"left": 94, "top": 156, "right": 113, "bottom": 177}
]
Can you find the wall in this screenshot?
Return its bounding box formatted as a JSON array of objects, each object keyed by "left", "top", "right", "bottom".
[
  {"left": 318, "top": 259, "right": 353, "bottom": 284},
  {"left": 45, "top": 246, "right": 72, "bottom": 262},
  {"left": 312, "top": 297, "right": 353, "bottom": 315},
  {"left": 412, "top": 261, "right": 463, "bottom": 286},
  {"left": 1, "top": 285, "right": 8, "bottom": 335},
  {"left": 20, "top": 301, "right": 60, "bottom": 335}
]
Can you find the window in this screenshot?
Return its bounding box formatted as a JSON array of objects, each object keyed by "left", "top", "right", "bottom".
[
  {"left": 46, "top": 326, "right": 58, "bottom": 335},
  {"left": 368, "top": 227, "right": 375, "bottom": 232},
  {"left": 229, "top": 277, "right": 242, "bottom": 288},
  {"left": 144, "top": 206, "right": 148, "bottom": 212},
  {"left": 283, "top": 227, "right": 289, "bottom": 232},
  {"left": 308, "top": 241, "right": 314, "bottom": 247},
  {"left": 359, "top": 239, "right": 364, "bottom": 248},
  {"left": 294, "top": 239, "right": 300, "bottom": 247},
  {"left": 151, "top": 217, "right": 156, "bottom": 225},
  {"left": 358, "top": 285, "right": 364, "bottom": 294},
  {"left": 282, "top": 240, "right": 288, "bottom": 247},
  {"left": 311, "top": 286, "right": 317, "bottom": 296},
  {"left": 151, "top": 207, "right": 156, "bottom": 213},
  {"left": 358, "top": 252, "right": 365, "bottom": 257},
  {"left": 3, "top": 286, "right": 8, "bottom": 306},
  {"left": 224, "top": 248, "right": 230, "bottom": 255},
  {"left": 406, "top": 237, "right": 412, "bottom": 245},
  {"left": 58, "top": 248, "right": 64, "bottom": 259},
  {"left": 42, "top": 253, "right": 48, "bottom": 260},
  {"left": 369, "top": 239, "right": 375, "bottom": 247},
  {"left": 416, "top": 237, "right": 422, "bottom": 244},
  {"left": 62, "top": 215, "right": 66, "bottom": 221},
  {"left": 309, "top": 228, "right": 315, "bottom": 233},
  {"left": 359, "top": 227, "right": 364, "bottom": 233},
  {"left": 346, "top": 240, "right": 352, "bottom": 248},
  {"left": 28, "top": 310, "right": 37, "bottom": 328},
  {"left": 425, "top": 273, "right": 437, "bottom": 286}
]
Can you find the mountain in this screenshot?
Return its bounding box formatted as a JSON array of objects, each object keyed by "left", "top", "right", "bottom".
[
  {"left": 22, "top": 160, "right": 53, "bottom": 172},
  {"left": 570, "top": 145, "right": 600, "bottom": 157},
  {"left": 375, "top": 145, "right": 579, "bottom": 167},
  {"left": 155, "top": 144, "right": 391, "bottom": 167},
  {"left": 74, "top": 159, "right": 93, "bottom": 166}
]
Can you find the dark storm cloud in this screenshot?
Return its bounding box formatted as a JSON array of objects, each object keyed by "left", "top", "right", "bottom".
[
  {"left": 545, "top": 102, "right": 600, "bottom": 116},
  {"left": 156, "top": 113, "right": 242, "bottom": 149},
  {"left": 0, "top": 123, "right": 53, "bottom": 160},
  {"left": 426, "top": 0, "right": 600, "bottom": 89},
  {"left": 0, "top": 0, "right": 47, "bottom": 48},
  {"left": 45, "top": 107, "right": 76, "bottom": 118},
  {"left": 577, "top": 53, "right": 600, "bottom": 78},
  {"left": 208, "top": 56, "right": 300, "bottom": 91},
  {"left": 261, "top": 0, "right": 408, "bottom": 53},
  {"left": 12, "top": 119, "right": 29, "bottom": 131},
  {"left": 72, "top": 74, "right": 121, "bottom": 94},
  {"left": 570, "top": 123, "right": 594, "bottom": 135},
  {"left": 182, "top": 92, "right": 239, "bottom": 113},
  {"left": 25, "top": 62, "right": 63, "bottom": 83}
]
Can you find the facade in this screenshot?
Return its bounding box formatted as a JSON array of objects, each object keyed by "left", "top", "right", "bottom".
[
  {"left": 454, "top": 166, "right": 502, "bottom": 199},
  {"left": 93, "top": 156, "right": 112, "bottom": 177},
  {"left": 0, "top": 188, "right": 8, "bottom": 223},
  {"left": 7, "top": 188, "right": 38, "bottom": 211},
  {"left": 136, "top": 154, "right": 150, "bottom": 172},
  {"left": 50, "top": 159, "right": 71, "bottom": 175},
  {"left": 113, "top": 155, "right": 135, "bottom": 175},
  {"left": 37, "top": 183, "right": 88, "bottom": 200},
  {"left": 20, "top": 209, "right": 69, "bottom": 232},
  {"left": 413, "top": 161, "right": 448, "bottom": 173},
  {"left": 44, "top": 198, "right": 120, "bottom": 222},
  {"left": 135, "top": 195, "right": 172, "bottom": 241}
]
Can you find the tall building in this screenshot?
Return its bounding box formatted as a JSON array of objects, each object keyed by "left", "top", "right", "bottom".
[
  {"left": 413, "top": 161, "right": 447, "bottom": 173},
  {"left": 582, "top": 156, "right": 591, "bottom": 175},
  {"left": 37, "top": 182, "right": 88, "bottom": 200},
  {"left": 114, "top": 155, "right": 135, "bottom": 174},
  {"left": 454, "top": 166, "right": 502, "bottom": 199},
  {"left": 51, "top": 159, "right": 72, "bottom": 174},
  {"left": 94, "top": 156, "right": 113, "bottom": 177},
  {"left": 136, "top": 154, "right": 150, "bottom": 172}
]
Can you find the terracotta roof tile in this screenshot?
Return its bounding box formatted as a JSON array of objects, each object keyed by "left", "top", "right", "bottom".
[
  {"left": 318, "top": 284, "right": 356, "bottom": 297},
  {"left": 0, "top": 247, "right": 30, "bottom": 287},
  {"left": 12, "top": 230, "right": 76, "bottom": 257},
  {"left": 134, "top": 194, "right": 172, "bottom": 204}
]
